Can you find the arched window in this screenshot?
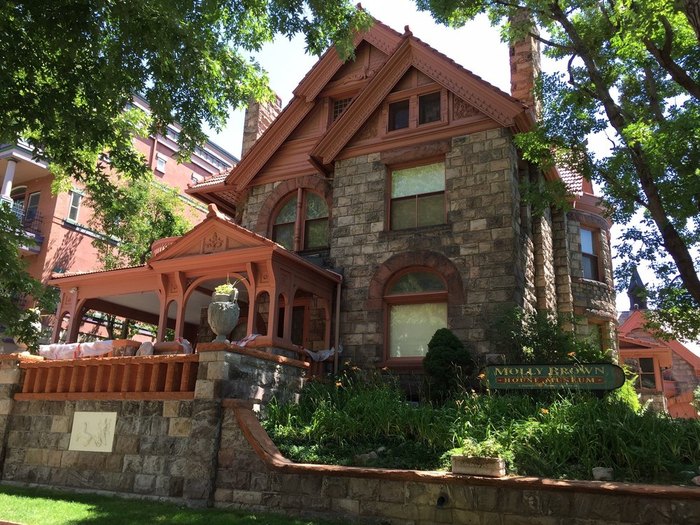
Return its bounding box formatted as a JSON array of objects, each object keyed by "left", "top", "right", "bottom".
[
  {"left": 384, "top": 269, "right": 447, "bottom": 359},
  {"left": 271, "top": 190, "right": 328, "bottom": 251}
]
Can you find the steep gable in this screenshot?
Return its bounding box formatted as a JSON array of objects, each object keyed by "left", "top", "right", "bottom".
[
  {"left": 149, "top": 204, "right": 275, "bottom": 262},
  {"left": 311, "top": 32, "right": 530, "bottom": 167}
]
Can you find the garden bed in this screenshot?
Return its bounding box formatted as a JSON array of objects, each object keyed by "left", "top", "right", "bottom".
[{"left": 262, "top": 371, "right": 700, "bottom": 485}]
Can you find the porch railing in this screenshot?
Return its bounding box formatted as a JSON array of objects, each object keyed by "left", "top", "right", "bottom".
[{"left": 15, "top": 354, "right": 199, "bottom": 401}]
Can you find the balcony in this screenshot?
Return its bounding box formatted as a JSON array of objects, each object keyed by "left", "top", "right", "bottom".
[{"left": 11, "top": 201, "right": 44, "bottom": 253}]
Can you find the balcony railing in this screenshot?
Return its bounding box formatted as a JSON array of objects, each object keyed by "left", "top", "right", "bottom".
[{"left": 11, "top": 201, "right": 44, "bottom": 238}]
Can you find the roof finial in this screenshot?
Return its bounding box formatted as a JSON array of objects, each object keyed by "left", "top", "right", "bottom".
[
  {"left": 207, "top": 203, "right": 222, "bottom": 219},
  {"left": 403, "top": 25, "right": 412, "bottom": 37}
]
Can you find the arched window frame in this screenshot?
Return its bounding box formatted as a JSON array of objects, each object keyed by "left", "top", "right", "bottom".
[
  {"left": 383, "top": 267, "right": 448, "bottom": 365},
  {"left": 270, "top": 188, "right": 329, "bottom": 252}
]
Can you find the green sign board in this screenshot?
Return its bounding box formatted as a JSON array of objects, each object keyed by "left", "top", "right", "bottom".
[{"left": 482, "top": 363, "right": 625, "bottom": 391}]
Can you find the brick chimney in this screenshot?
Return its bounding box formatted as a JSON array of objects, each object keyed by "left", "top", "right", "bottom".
[
  {"left": 509, "top": 11, "right": 541, "bottom": 117},
  {"left": 241, "top": 94, "right": 282, "bottom": 158}
]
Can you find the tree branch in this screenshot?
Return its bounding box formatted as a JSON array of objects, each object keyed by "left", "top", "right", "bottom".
[
  {"left": 644, "top": 66, "right": 666, "bottom": 123},
  {"left": 643, "top": 16, "right": 700, "bottom": 100}
]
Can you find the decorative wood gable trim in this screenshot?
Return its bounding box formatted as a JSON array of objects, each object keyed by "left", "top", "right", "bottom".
[
  {"left": 149, "top": 205, "right": 275, "bottom": 263},
  {"left": 311, "top": 35, "right": 528, "bottom": 166},
  {"left": 223, "top": 23, "right": 403, "bottom": 193}
]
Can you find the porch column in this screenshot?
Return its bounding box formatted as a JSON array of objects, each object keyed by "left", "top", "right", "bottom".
[
  {"left": 267, "top": 291, "right": 279, "bottom": 340},
  {"left": 66, "top": 301, "right": 85, "bottom": 343},
  {"left": 174, "top": 300, "right": 186, "bottom": 340},
  {"left": 282, "top": 292, "right": 294, "bottom": 343},
  {"left": 156, "top": 296, "right": 169, "bottom": 341},
  {"left": 322, "top": 298, "right": 332, "bottom": 349},
  {"left": 1, "top": 158, "right": 17, "bottom": 206},
  {"left": 246, "top": 292, "right": 256, "bottom": 336}
]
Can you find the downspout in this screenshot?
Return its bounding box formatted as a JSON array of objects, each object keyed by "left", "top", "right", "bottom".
[{"left": 333, "top": 275, "right": 343, "bottom": 375}]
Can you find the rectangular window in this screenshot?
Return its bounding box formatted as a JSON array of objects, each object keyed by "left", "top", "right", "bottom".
[
  {"left": 390, "top": 162, "right": 445, "bottom": 230},
  {"left": 68, "top": 191, "right": 82, "bottom": 222},
  {"left": 581, "top": 227, "right": 600, "bottom": 280},
  {"left": 25, "top": 192, "right": 40, "bottom": 221},
  {"left": 389, "top": 302, "right": 447, "bottom": 358},
  {"left": 156, "top": 154, "right": 167, "bottom": 173},
  {"left": 624, "top": 357, "right": 657, "bottom": 391},
  {"left": 388, "top": 100, "right": 409, "bottom": 131},
  {"left": 419, "top": 92, "right": 441, "bottom": 124}
]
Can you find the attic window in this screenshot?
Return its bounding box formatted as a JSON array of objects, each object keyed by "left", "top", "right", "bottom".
[
  {"left": 419, "top": 92, "right": 441, "bottom": 124},
  {"left": 332, "top": 97, "right": 352, "bottom": 121},
  {"left": 388, "top": 100, "right": 409, "bottom": 131}
]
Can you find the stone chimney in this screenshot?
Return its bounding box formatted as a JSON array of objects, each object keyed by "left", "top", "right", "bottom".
[
  {"left": 241, "top": 94, "right": 282, "bottom": 158},
  {"left": 509, "top": 10, "right": 541, "bottom": 116}
]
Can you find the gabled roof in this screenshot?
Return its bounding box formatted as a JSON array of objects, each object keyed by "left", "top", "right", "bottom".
[
  {"left": 188, "top": 17, "right": 533, "bottom": 204},
  {"left": 148, "top": 204, "right": 276, "bottom": 263},
  {"left": 618, "top": 309, "right": 700, "bottom": 375},
  {"left": 311, "top": 29, "right": 529, "bottom": 166}
]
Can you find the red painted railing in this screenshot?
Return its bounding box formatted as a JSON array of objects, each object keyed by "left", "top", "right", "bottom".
[{"left": 16, "top": 354, "right": 199, "bottom": 401}]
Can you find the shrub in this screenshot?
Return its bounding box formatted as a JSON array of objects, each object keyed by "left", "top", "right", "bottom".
[
  {"left": 491, "top": 307, "right": 611, "bottom": 364},
  {"left": 423, "top": 328, "right": 475, "bottom": 403}
]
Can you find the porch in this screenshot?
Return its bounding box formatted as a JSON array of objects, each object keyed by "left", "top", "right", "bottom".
[{"left": 48, "top": 205, "right": 342, "bottom": 369}]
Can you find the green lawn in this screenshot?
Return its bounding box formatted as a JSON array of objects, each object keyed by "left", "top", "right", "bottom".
[{"left": 0, "top": 484, "right": 344, "bottom": 525}]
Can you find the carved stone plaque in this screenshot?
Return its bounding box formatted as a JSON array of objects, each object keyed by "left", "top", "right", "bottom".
[{"left": 68, "top": 412, "right": 117, "bottom": 452}]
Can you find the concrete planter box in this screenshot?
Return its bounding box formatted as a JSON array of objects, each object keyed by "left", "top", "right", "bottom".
[{"left": 451, "top": 455, "right": 506, "bottom": 477}]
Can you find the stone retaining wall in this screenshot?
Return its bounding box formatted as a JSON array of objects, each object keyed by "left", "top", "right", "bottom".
[{"left": 215, "top": 399, "right": 700, "bottom": 525}]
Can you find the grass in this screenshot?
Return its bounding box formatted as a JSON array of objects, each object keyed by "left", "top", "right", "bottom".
[
  {"left": 262, "top": 370, "right": 700, "bottom": 484},
  {"left": 0, "top": 484, "right": 345, "bottom": 525}
]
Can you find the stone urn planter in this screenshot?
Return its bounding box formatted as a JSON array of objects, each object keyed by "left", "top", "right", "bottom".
[
  {"left": 451, "top": 455, "right": 506, "bottom": 477},
  {"left": 207, "top": 285, "right": 240, "bottom": 343}
]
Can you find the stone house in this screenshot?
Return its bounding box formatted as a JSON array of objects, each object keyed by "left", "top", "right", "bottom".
[
  {"left": 187, "top": 20, "right": 617, "bottom": 368},
  {"left": 47, "top": 18, "right": 616, "bottom": 378}
]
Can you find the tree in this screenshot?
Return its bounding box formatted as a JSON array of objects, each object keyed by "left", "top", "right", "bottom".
[
  {"left": 416, "top": 0, "right": 700, "bottom": 338},
  {"left": 1, "top": 1, "right": 369, "bottom": 186},
  {"left": 0, "top": 0, "right": 369, "bottom": 338},
  {"left": 0, "top": 209, "right": 56, "bottom": 350},
  {"left": 86, "top": 178, "right": 192, "bottom": 269}
]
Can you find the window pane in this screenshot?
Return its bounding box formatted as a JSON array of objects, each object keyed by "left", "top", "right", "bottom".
[
  {"left": 388, "top": 100, "right": 409, "bottom": 131},
  {"left": 392, "top": 163, "right": 444, "bottom": 198},
  {"left": 419, "top": 92, "right": 441, "bottom": 124},
  {"left": 26, "top": 192, "right": 40, "bottom": 220},
  {"left": 581, "top": 228, "right": 594, "bottom": 254},
  {"left": 304, "top": 218, "right": 328, "bottom": 249},
  {"left": 305, "top": 192, "right": 328, "bottom": 220},
  {"left": 389, "top": 302, "right": 447, "bottom": 358},
  {"left": 417, "top": 193, "right": 444, "bottom": 227},
  {"left": 388, "top": 272, "right": 446, "bottom": 294},
  {"left": 274, "top": 196, "right": 297, "bottom": 225},
  {"left": 582, "top": 254, "right": 599, "bottom": 280},
  {"left": 639, "top": 358, "right": 655, "bottom": 374},
  {"left": 272, "top": 223, "right": 294, "bottom": 250},
  {"left": 390, "top": 197, "right": 416, "bottom": 230},
  {"left": 640, "top": 373, "right": 657, "bottom": 390}
]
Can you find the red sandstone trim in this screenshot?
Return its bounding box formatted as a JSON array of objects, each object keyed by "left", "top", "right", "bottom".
[
  {"left": 14, "top": 392, "right": 194, "bottom": 401},
  {"left": 225, "top": 399, "right": 700, "bottom": 500},
  {"left": 197, "top": 343, "right": 309, "bottom": 369}
]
